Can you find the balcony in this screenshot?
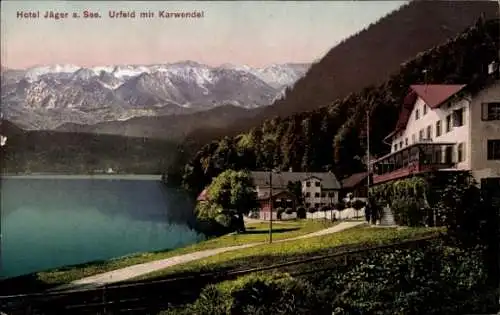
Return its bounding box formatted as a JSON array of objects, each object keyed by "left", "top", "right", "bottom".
[{"left": 372, "top": 142, "right": 456, "bottom": 184}]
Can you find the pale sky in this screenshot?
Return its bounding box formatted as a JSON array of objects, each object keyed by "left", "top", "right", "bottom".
[{"left": 1, "top": 1, "right": 406, "bottom": 69}]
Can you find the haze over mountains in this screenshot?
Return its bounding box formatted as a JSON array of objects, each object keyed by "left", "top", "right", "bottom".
[{"left": 1, "top": 62, "right": 309, "bottom": 130}]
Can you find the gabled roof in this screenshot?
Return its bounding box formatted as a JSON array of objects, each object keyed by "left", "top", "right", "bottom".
[
  {"left": 384, "top": 84, "right": 466, "bottom": 141},
  {"left": 341, "top": 172, "right": 369, "bottom": 188},
  {"left": 410, "top": 84, "right": 467, "bottom": 109},
  {"left": 257, "top": 189, "right": 293, "bottom": 201},
  {"left": 251, "top": 171, "right": 341, "bottom": 190}
]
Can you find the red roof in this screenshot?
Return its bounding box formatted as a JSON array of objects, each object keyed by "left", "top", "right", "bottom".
[
  {"left": 197, "top": 188, "right": 209, "bottom": 201},
  {"left": 341, "top": 172, "right": 369, "bottom": 188},
  {"left": 410, "top": 84, "right": 466, "bottom": 109},
  {"left": 385, "top": 84, "right": 466, "bottom": 141}
]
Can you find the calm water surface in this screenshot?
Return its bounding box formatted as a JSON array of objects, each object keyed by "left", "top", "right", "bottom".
[{"left": 1, "top": 176, "right": 205, "bottom": 279}]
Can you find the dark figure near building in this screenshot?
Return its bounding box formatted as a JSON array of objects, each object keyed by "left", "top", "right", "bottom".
[
  {"left": 365, "top": 198, "right": 372, "bottom": 223},
  {"left": 370, "top": 201, "right": 379, "bottom": 225}
]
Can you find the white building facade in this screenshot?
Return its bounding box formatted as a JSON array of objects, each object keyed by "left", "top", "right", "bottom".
[{"left": 374, "top": 78, "right": 500, "bottom": 185}]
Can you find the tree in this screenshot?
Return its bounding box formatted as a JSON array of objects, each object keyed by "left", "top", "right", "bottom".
[
  {"left": 335, "top": 201, "right": 346, "bottom": 220},
  {"left": 352, "top": 199, "right": 367, "bottom": 218},
  {"left": 205, "top": 169, "right": 258, "bottom": 232},
  {"left": 286, "top": 180, "right": 304, "bottom": 206}
]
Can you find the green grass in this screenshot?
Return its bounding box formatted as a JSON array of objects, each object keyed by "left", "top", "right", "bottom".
[
  {"left": 132, "top": 226, "right": 444, "bottom": 281},
  {"left": 19, "top": 219, "right": 337, "bottom": 288}
]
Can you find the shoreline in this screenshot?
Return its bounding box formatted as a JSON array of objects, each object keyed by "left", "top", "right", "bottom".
[{"left": 0, "top": 174, "right": 163, "bottom": 180}]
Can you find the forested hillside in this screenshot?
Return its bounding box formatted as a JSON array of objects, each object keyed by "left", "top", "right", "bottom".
[
  {"left": 182, "top": 18, "right": 499, "bottom": 194},
  {"left": 184, "top": 0, "right": 499, "bottom": 147},
  {"left": 0, "top": 121, "right": 179, "bottom": 174}
]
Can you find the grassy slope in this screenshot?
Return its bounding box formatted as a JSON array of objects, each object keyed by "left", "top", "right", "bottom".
[
  {"left": 132, "top": 226, "right": 444, "bottom": 281},
  {"left": 24, "top": 220, "right": 337, "bottom": 287}
]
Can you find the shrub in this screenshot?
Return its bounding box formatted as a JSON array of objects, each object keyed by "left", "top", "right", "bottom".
[
  {"left": 308, "top": 207, "right": 317, "bottom": 213},
  {"left": 334, "top": 201, "right": 346, "bottom": 211},
  {"left": 276, "top": 208, "right": 285, "bottom": 220},
  {"left": 320, "top": 206, "right": 329, "bottom": 212},
  {"left": 193, "top": 218, "right": 228, "bottom": 237},
  {"left": 296, "top": 207, "right": 306, "bottom": 219},
  {"left": 351, "top": 199, "right": 366, "bottom": 210},
  {"left": 187, "top": 273, "right": 324, "bottom": 315},
  {"left": 390, "top": 196, "right": 426, "bottom": 226},
  {"left": 285, "top": 208, "right": 294, "bottom": 215}
]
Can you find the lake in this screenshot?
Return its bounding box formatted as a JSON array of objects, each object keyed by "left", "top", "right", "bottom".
[{"left": 0, "top": 175, "right": 205, "bottom": 279}]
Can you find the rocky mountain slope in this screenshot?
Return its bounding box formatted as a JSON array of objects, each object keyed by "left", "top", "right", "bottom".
[{"left": 1, "top": 62, "right": 308, "bottom": 130}]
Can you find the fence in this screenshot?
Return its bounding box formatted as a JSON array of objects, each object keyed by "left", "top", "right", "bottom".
[{"left": 0, "top": 234, "right": 441, "bottom": 315}]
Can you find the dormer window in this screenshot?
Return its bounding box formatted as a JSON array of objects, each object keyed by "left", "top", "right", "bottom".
[
  {"left": 306, "top": 181, "right": 311, "bottom": 187},
  {"left": 415, "top": 109, "right": 420, "bottom": 120},
  {"left": 423, "top": 105, "right": 427, "bottom": 115},
  {"left": 315, "top": 181, "right": 320, "bottom": 187}
]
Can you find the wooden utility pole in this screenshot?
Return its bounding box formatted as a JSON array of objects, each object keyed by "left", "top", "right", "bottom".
[
  {"left": 366, "top": 109, "right": 371, "bottom": 200},
  {"left": 269, "top": 170, "right": 273, "bottom": 243}
]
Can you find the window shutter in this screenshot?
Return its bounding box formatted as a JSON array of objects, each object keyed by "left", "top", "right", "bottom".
[{"left": 481, "top": 103, "right": 488, "bottom": 120}]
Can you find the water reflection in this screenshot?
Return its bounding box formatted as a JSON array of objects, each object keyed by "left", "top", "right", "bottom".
[{"left": 1, "top": 178, "right": 204, "bottom": 278}]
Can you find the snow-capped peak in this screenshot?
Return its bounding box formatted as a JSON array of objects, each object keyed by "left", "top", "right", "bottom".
[{"left": 26, "top": 64, "right": 81, "bottom": 80}]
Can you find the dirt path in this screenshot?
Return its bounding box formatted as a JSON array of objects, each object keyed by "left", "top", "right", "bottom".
[{"left": 53, "top": 221, "right": 365, "bottom": 291}]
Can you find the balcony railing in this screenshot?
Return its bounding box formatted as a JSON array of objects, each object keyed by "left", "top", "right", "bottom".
[{"left": 372, "top": 142, "right": 456, "bottom": 184}]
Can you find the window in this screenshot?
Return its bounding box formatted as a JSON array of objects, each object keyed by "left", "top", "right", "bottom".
[
  {"left": 487, "top": 140, "right": 500, "bottom": 160},
  {"left": 419, "top": 129, "right": 424, "bottom": 141},
  {"left": 315, "top": 181, "right": 320, "bottom": 187},
  {"left": 453, "top": 108, "right": 464, "bottom": 127},
  {"left": 412, "top": 134, "right": 416, "bottom": 143},
  {"left": 434, "top": 148, "right": 442, "bottom": 163},
  {"left": 305, "top": 202, "right": 311, "bottom": 208},
  {"left": 394, "top": 144, "right": 398, "bottom": 151},
  {"left": 314, "top": 203, "right": 320, "bottom": 208},
  {"left": 423, "top": 105, "right": 427, "bottom": 115},
  {"left": 399, "top": 140, "right": 403, "bottom": 148},
  {"left": 436, "top": 120, "right": 442, "bottom": 137},
  {"left": 321, "top": 192, "right": 326, "bottom": 197},
  {"left": 306, "top": 181, "right": 311, "bottom": 187},
  {"left": 445, "top": 146, "right": 453, "bottom": 164},
  {"left": 328, "top": 192, "right": 335, "bottom": 197},
  {"left": 482, "top": 103, "right": 500, "bottom": 121},
  {"left": 415, "top": 109, "right": 420, "bottom": 120},
  {"left": 405, "top": 138, "right": 408, "bottom": 146},
  {"left": 314, "top": 192, "right": 320, "bottom": 198},
  {"left": 446, "top": 115, "right": 452, "bottom": 133},
  {"left": 457, "top": 143, "right": 465, "bottom": 162},
  {"left": 305, "top": 192, "right": 311, "bottom": 197},
  {"left": 426, "top": 125, "right": 432, "bottom": 140}
]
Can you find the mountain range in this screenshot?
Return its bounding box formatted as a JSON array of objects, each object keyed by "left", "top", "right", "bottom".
[
  {"left": 1, "top": 0, "right": 498, "bottom": 175},
  {"left": 0, "top": 62, "right": 309, "bottom": 130}
]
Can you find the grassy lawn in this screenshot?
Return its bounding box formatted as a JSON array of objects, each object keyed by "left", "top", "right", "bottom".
[
  {"left": 4, "top": 219, "right": 337, "bottom": 291},
  {"left": 131, "top": 225, "right": 445, "bottom": 281}
]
